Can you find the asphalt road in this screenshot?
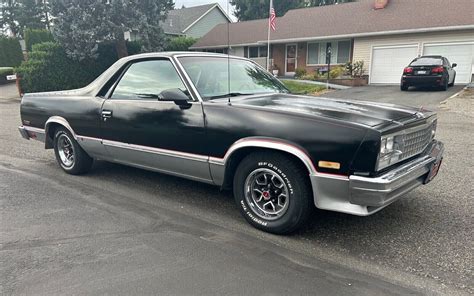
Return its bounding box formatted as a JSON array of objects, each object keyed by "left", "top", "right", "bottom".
[
  {"left": 319, "top": 85, "right": 464, "bottom": 109},
  {"left": 1, "top": 86, "right": 472, "bottom": 295}
]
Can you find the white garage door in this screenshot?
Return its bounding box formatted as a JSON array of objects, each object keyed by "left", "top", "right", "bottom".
[
  {"left": 370, "top": 45, "right": 418, "bottom": 84},
  {"left": 423, "top": 43, "right": 474, "bottom": 84}
]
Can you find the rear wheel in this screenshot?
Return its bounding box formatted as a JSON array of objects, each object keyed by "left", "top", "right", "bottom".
[
  {"left": 400, "top": 84, "right": 408, "bottom": 91},
  {"left": 53, "top": 127, "right": 93, "bottom": 175},
  {"left": 440, "top": 77, "right": 448, "bottom": 91},
  {"left": 233, "top": 151, "right": 313, "bottom": 234}
]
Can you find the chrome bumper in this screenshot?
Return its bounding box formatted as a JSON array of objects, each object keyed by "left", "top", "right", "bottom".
[
  {"left": 18, "top": 126, "right": 30, "bottom": 140},
  {"left": 18, "top": 125, "right": 46, "bottom": 142},
  {"left": 311, "top": 140, "right": 444, "bottom": 216}
]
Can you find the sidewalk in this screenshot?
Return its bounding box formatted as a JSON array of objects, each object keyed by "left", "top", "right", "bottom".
[{"left": 0, "top": 83, "right": 20, "bottom": 100}]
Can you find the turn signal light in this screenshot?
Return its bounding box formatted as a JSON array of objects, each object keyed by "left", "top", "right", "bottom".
[
  {"left": 431, "top": 66, "right": 444, "bottom": 74},
  {"left": 403, "top": 67, "right": 413, "bottom": 74}
]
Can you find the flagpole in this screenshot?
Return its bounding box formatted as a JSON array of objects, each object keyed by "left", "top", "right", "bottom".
[{"left": 266, "top": 0, "right": 272, "bottom": 71}]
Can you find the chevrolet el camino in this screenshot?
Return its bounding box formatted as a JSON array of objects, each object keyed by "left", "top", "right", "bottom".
[{"left": 18, "top": 52, "right": 444, "bottom": 234}]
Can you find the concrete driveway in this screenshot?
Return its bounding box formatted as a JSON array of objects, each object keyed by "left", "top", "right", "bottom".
[{"left": 319, "top": 85, "right": 464, "bottom": 109}]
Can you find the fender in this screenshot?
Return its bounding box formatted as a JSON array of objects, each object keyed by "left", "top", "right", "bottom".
[
  {"left": 208, "top": 137, "right": 318, "bottom": 186},
  {"left": 44, "top": 116, "right": 77, "bottom": 149}
]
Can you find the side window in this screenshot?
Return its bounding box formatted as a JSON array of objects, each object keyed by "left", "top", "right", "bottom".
[{"left": 111, "top": 59, "right": 188, "bottom": 100}]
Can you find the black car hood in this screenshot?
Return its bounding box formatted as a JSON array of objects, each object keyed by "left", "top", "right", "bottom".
[{"left": 227, "top": 93, "right": 432, "bottom": 129}]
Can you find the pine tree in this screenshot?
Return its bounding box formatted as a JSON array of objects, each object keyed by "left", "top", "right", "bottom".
[{"left": 50, "top": 0, "right": 174, "bottom": 60}]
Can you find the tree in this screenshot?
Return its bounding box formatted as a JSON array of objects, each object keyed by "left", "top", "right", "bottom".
[
  {"left": 50, "top": 0, "right": 174, "bottom": 60},
  {"left": 230, "top": 0, "right": 354, "bottom": 21},
  {"left": 306, "top": 0, "right": 354, "bottom": 6},
  {"left": 0, "top": 0, "right": 48, "bottom": 37},
  {"left": 165, "top": 36, "right": 197, "bottom": 51},
  {"left": 231, "top": 0, "right": 305, "bottom": 21}
]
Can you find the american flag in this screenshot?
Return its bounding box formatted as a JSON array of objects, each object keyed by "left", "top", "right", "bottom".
[{"left": 269, "top": 0, "right": 276, "bottom": 31}]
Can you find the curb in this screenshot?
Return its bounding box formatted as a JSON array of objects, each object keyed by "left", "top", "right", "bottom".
[{"left": 439, "top": 86, "right": 468, "bottom": 105}]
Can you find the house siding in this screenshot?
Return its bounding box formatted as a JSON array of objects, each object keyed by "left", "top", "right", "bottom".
[
  {"left": 353, "top": 29, "right": 474, "bottom": 74},
  {"left": 185, "top": 8, "right": 229, "bottom": 38}
]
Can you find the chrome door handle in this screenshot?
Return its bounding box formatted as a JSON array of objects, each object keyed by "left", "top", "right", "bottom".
[{"left": 101, "top": 110, "right": 112, "bottom": 121}]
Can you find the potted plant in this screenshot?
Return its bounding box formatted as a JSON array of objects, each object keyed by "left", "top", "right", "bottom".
[{"left": 271, "top": 64, "right": 279, "bottom": 76}]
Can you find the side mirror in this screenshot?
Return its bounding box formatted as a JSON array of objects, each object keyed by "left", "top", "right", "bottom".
[
  {"left": 159, "top": 88, "right": 191, "bottom": 106},
  {"left": 452, "top": 63, "right": 457, "bottom": 68}
]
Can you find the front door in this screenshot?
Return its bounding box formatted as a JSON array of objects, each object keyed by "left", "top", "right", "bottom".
[
  {"left": 100, "top": 58, "right": 212, "bottom": 182},
  {"left": 285, "top": 44, "right": 297, "bottom": 76}
]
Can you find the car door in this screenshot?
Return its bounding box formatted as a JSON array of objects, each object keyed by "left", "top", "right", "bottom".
[
  {"left": 100, "top": 58, "right": 212, "bottom": 183},
  {"left": 444, "top": 58, "right": 455, "bottom": 83}
]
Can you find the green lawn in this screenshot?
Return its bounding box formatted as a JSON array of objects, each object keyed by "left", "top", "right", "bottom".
[{"left": 281, "top": 80, "right": 326, "bottom": 95}]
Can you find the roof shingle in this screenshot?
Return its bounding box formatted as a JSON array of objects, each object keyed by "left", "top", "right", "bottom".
[
  {"left": 192, "top": 0, "right": 474, "bottom": 48},
  {"left": 162, "top": 3, "right": 217, "bottom": 35}
]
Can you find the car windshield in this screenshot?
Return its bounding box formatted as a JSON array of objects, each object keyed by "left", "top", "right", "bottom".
[
  {"left": 410, "top": 57, "right": 443, "bottom": 66},
  {"left": 178, "top": 56, "right": 289, "bottom": 100}
]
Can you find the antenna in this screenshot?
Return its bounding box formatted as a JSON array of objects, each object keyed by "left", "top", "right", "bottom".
[{"left": 227, "top": 0, "right": 231, "bottom": 105}]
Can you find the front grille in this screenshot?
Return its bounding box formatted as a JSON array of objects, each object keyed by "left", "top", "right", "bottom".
[{"left": 401, "top": 121, "right": 436, "bottom": 159}]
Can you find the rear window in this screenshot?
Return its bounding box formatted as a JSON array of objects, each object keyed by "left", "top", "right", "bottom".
[{"left": 410, "top": 57, "right": 442, "bottom": 66}]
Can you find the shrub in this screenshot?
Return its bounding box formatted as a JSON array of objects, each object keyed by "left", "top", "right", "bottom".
[
  {"left": 24, "top": 29, "right": 54, "bottom": 52},
  {"left": 345, "top": 61, "right": 365, "bottom": 78},
  {"left": 294, "top": 67, "right": 307, "bottom": 79},
  {"left": 165, "top": 36, "right": 197, "bottom": 51},
  {"left": 16, "top": 41, "right": 143, "bottom": 93},
  {"left": 329, "top": 66, "right": 345, "bottom": 79},
  {"left": 0, "top": 36, "right": 24, "bottom": 67}
]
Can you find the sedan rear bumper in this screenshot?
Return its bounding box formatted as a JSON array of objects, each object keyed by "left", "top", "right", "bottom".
[
  {"left": 402, "top": 75, "right": 445, "bottom": 86},
  {"left": 311, "top": 140, "right": 444, "bottom": 216}
]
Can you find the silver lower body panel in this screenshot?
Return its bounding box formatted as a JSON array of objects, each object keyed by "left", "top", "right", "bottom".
[{"left": 312, "top": 140, "right": 444, "bottom": 216}]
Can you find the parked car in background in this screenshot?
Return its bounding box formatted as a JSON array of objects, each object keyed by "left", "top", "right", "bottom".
[
  {"left": 401, "top": 56, "right": 456, "bottom": 91},
  {"left": 18, "top": 52, "right": 444, "bottom": 234}
]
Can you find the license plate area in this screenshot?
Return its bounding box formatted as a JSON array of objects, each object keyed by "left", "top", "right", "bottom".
[{"left": 416, "top": 70, "right": 427, "bottom": 75}]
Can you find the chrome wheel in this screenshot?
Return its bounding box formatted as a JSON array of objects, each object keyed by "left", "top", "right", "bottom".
[
  {"left": 244, "top": 168, "right": 290, "bottom": 220},
  {"left": 57, "top": 133, "right": 75, "bottom": 167}
]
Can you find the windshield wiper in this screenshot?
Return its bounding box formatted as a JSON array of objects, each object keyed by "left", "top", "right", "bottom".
[{"left": 207, "top": 92, "right": 254, "bottom": 100}]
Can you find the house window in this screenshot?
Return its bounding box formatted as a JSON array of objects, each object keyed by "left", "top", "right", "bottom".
[
  {"left": 249, "top": 47, "right": 259, "bottom": 58},
  {"left": 307, "top": 40, "right": 351, "bottom": 65},
  {"left": 337, "top": 40, "right": 351, "bottom": 64},
  {"left": 307, "top": 43, "right": 319, "bottom": 64},
  {"left": 248, "top": 46, "right": 268, "bottom": 58}
]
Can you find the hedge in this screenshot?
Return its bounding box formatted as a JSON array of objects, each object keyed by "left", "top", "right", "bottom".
[
  {"left": 0, "top": 36, "right": 24, "bottom": 67},
  {"left": 24, "top": 29, "right": 54, "bottom": 52},
  {"left": 16, "top": 41, "right": 143, "bottom": 93}
]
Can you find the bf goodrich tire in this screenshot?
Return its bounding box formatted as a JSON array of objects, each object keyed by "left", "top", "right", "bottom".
[
  {"left": 53, "top": 127, "right": 93, "bottom": 175},
  {"left": 233, "top": 151, "right": 313, "bottom": 234}
]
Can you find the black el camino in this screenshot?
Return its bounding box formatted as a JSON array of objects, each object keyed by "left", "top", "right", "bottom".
[{"left": 18, "top": 52, "right": 444, "bottom": 234}]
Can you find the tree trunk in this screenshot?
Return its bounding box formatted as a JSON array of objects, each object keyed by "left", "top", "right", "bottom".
[{"left": 115, "top": 33, "right": 128, "bottom": 59}]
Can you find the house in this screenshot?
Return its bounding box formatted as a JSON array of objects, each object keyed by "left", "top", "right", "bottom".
[
  {"left": 126, "top": 3, "right": 232, "bottom": 41},
  {"left": 191, "top": 0, "right": 474, "bottom": 84}
]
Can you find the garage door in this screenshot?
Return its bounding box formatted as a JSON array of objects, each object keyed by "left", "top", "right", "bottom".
[
  {"left": 370, "top": 45, "right": 418, "bottom": 84},
  {"left": 423, "top": 43, "right": 474, "bottom": 84}
]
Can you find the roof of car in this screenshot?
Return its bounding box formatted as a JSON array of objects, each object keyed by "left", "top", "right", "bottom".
[{"left": 120, "top": 51, "right": 240, "bottom": 61}]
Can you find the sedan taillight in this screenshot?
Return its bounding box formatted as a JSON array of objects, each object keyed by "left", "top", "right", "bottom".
[
  {"left": 431, "top": 66, "right": 444, "bottom": 74},
  {"left": 403, "top": 67, "right": 413, "bottom": 74}
]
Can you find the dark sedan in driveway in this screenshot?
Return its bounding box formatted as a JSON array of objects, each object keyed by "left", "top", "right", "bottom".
[{"left": 401, "top": 55, "right": 456, "bottom": 91}]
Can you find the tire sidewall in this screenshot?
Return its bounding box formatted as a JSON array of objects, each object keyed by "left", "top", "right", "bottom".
[
  {"left": 53, "top": 128, "right": 78, "bottom": 172},
  {"left": 234, "top": 157, "right": 307, "bottom": 233}
]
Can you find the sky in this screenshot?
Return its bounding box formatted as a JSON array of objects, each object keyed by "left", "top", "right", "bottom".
[{"left": 173, "top": 0, "right": 237, "bottom": 21}]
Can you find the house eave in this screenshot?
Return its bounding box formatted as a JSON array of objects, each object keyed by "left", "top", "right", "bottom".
[{"left": 191, "top": 25, "right": 474, "bottom": 49}]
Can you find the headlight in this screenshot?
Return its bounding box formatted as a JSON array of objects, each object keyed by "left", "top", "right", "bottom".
[{"left": 377, "top": 134, "right": 404, "bottom": 170}]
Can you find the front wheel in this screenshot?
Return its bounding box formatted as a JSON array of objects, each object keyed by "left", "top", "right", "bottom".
[
  {"left": 53, "top": 127, "right": 93, "bottom": 175},
  {"left": 233, "top": 151, "right": 313, "bottom": 234}
]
